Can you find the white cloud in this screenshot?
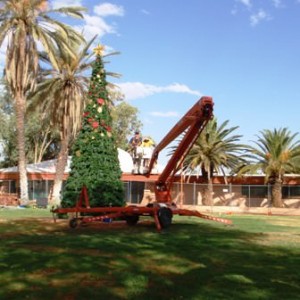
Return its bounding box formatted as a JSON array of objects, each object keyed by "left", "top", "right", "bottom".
[
  {"left": 94, "top": 3, "right": 124, "bottom": 17},
  {"left": 165, "top": 83, "right": 201, "bottom": 95},
  {"left": 150, "top": 111, "right": 179, "bottom": 117},
  {"left": 51, "top": 0, "right": 83, "bottom": 9},
  {"left": 238, "top": 0, "right": 252, "bottom": 8},
  {"left": 271, "top": 0, "right": 283, "bottom": 8},
  {"left": 234, "top": 0, "right": 278, "bottom": 26},
  {"left": 250, "top": 9, "right": 271, "bottom": 26},
  {"left": 81, "top": 13, "right": 116, "bottom": 40},
  {"left": 80, "top": 3, "right": 124, "bottom": 41},
  {"left": 117, "top": 82, "right": 201, "bottom": 101}
]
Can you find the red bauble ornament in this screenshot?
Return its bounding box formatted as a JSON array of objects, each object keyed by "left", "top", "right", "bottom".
[
  {"left": 97, "top": 98, "right": 105, "bottom": 105},
  {"left": 92, "top": 121, "right": 99, "bottom": 129}
]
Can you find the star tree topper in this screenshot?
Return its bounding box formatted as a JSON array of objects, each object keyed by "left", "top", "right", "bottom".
[{"left": 93, "top": 44, "right": 105, "bottom": 56}]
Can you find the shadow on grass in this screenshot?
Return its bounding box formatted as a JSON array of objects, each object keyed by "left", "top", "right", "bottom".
[{"left": 0, "top": 218, "right": 299, "bottom": 300}]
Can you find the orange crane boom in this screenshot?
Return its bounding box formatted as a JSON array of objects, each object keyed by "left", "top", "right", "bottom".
[{"left": 146, "top": 96, "right": 214, "bottom": 203}]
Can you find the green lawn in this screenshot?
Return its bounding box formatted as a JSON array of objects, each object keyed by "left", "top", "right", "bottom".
[{"left": 0, "top": 208, "right": 299, "bottom": 300}]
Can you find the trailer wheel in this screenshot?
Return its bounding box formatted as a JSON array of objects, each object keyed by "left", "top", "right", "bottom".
[
  {"left": 125, "top": 215, "right": 139, "bottom": 226},
  {"left": 69, "top": 218, "right": 78, "bottom": 229},
  {"left": 158, "top": 207, "right": 173, "bottom": 229}
]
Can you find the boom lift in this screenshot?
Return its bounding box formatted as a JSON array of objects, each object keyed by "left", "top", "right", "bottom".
[
  {"left": 52, "top": 97, "right": 232, "bottom": 230},
  {"left": 147, "top": 96, "right": 214, "bottom": 203}
]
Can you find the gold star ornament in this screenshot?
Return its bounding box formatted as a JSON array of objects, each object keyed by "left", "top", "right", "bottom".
[{"left": 93, "top": 44, "right": 105, "bottom": 56}]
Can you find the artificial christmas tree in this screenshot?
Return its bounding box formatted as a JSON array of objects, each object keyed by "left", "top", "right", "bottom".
[{"left": 61, "top": 45, "right": 124, "bottom": 208}]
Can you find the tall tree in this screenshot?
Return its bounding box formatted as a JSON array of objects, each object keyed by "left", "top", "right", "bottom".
[
  {"left": 111, "top": 101, "right": 142, "bottom": 150},
  {"left": 237, "top": 128, "right": 300, "bottom": 207},
  {"left": 183, "top": 118, "right": 248, "bottom": 205},
  {"left": 25, "top": 110, "right": 60, "bottom": 164},
  {"left": 61, "top": 45, "right": 124, "bottom": 208},
  {"left": 29, "top": 38, "right": 96, "bottom": 205},
  {"left": 0, "top": 80, "right": 17, "bottom": 167},
  {"left": 0, "top": 0, "right": 85, "bottom": 203},
  {"left": 0, "top": 83, "right": 60, "bottom": 167}
]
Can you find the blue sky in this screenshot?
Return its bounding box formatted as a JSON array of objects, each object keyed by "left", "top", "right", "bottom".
[{"left": 2, "top": 0, "right": 300, "bottom": 165}]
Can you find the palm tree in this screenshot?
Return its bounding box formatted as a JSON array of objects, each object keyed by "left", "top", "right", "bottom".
[
  {"left": 29, "top": 38, "right": 98, "bottom": 205},
  {"left": 30, "top": 41, "right": 122, "bottom": 205},
  {"left": 0, "top": 0, "right": 86, "bottom": 203},
  {"left": 237, "top": 128, "right": 300, "bottom": 207},
  {"left": 183, "top": 118, "right": 248, "bottom": 205}
]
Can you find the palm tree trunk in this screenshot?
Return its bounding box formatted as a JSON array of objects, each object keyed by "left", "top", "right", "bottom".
[
  {"left": 202, "top": 179, "right": 213, "bottom": 206},
  {"left": 49, "top": 139, "right": 69, "bottom": 206},
  {"left": 15, "top": 94, "right": 29, "bottom": 204},
  {"left": 201, "top": 167, "right": 214, "bottom": 206},
  {"left": 271, "top": 178, "right": 284, "bottom": 208}
]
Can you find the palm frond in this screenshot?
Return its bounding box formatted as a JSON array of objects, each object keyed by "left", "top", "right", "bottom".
[
  {"left": 48, "top": 6, "right": 87, "bottom": 19},
  {"left": 181, "top": 117, "right": 249, "bottom": 179}
]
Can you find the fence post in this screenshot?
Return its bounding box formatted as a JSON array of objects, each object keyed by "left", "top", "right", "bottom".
[
  {"left": 248, "top": 185, "right": 251, "bottom": 208},
  {"left": 46, "top": 180, "right": 48, "bottom": 199},
  {"left": 195, "top": 182, "right": 198, "bottom": 206},
  {"left": 128, "top": 181, "right": 132, "bottom": 204},
  {"left": 180, "top": 181, "right": 183, "bottom": 208},
  {"left": 31, "top": 181, "right": 33, "bottom": 201}
]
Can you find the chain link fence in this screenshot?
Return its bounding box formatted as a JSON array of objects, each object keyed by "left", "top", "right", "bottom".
[
  {"left": 124, "top": 181, "right": 300, "bottom": 209},
  {"left": 1, "top": 179, "right": 300, "bottom": 208}
]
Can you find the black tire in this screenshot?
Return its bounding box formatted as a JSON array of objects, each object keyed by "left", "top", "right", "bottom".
[
  {"left": 69, "top": 218, "right": 78, "bottom": 229},
  {"left": 158, "top": 207, "right": 173, "bottom": 229},
  {"left": 125, "top": 215, "right": 139, "bottom": 226}
]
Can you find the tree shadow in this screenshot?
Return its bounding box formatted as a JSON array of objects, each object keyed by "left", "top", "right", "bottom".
[{"left": 0, "top": 218, "right": 299, "bottom": 299}]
